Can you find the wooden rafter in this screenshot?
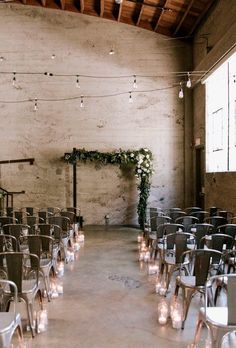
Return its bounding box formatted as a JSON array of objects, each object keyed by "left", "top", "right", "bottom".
[
  {"left": 60, "top": 0, "right": 66, "bottom": 10},
  {"left": 41, "top": 0, "right": 46, "bottom": 6},
  {"left": 188, "top": 0, "right": 216, "bottom": 36},
  {"left": 117, "top": 1, "right": 123, "bottom": 22},
  {"left": 173, "top": 0, "right": 195, "bottom": 36},
  {"left": 136, "top": 4, "right": 145, "bottom": 26},
  {"left": 100, "top": 0, "right": 105, "bottom": 17},
  {"left": 154, "top": 0, "right": 170, "bottom": 32},
  {"left": 80, "top": 0, "right": 84, "bottom": 14}
]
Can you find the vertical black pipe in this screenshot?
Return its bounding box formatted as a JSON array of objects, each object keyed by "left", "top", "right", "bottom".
[{"left": 73, "top": 147, "right": 77, "bottom": 209}]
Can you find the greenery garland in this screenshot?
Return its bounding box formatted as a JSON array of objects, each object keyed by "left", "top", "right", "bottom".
[{"left": 64, "top": 148, "right": 153, "bottom": 229}]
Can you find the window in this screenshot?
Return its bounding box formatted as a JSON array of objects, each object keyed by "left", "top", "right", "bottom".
[{"left": 205, "top": 51, "right": 236, "bottom": 172}]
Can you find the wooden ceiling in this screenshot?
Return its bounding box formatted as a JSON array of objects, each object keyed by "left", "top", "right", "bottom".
[{"left": 7, "top": 0, "right": 217, "bottom": 38}]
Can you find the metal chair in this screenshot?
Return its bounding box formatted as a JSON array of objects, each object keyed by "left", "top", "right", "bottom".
[
  {"left": 193, "top": 273, "right": 236, "bottom": 348},
  {"left": 2, "top": 224, "right": 31, "bottom": 251},
  {"left": 0, "top": 252, "right": 43, "bottom": 337},
  {"left": 48, "top": 216, "right": 71, "bottom": 261},
  {"left": 204, "top": 216, "right": 228, "bottom": 232},
  {"left": 175, "top": 216, "right": 199, "bottom": 230},
  {"left": 216, "top": 224, "right": 236, "bottom": 240},
  {"left": 0, "top": 279, "right": 24, "bottom": 348},
  {"left": 161, "top": 232, "right": 195, "bottom": 293},
  {"left": 190, "top": 210, "right": 209, "bottom": 223},
  {"left": 35, "top": 223, "right": 62, "bottom": 273},
  {"left": 174, "top": 248, "right": 223, "bottom": 329},
  {"left": 20, "top": 234, "right": 54, "bottom": 302},
  {"left": 187, "top": 223, "right": 214, "bottom": 248}
]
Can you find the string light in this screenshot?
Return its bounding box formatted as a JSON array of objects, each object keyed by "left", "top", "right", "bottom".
[
  {"left": 186, "top": 72, "right": 191, "bottom": 88},
  {"left": 109, "top": 48, "right": 115, "bottom": 55},
  {"left": 80, "top": 96, "right": 84, "bottom": 108},
  {"left": 178, "top": 82, "right": 184, "bottom": 99},
  {"left": 51, "top": 54, "right": 56, "bottom": 59},
  {"left": 12, "top": 72, "right": 16, "bottom": 87},
  {"left": 34, "top": 98, "right": 38, "bottom": 111},
  {"left": 76, "top": 75, "right": 80, "bottom": 88},
  {"left": 133, "top": 75, "right": 137, "bottom": 89},
  {"left": 129, "top": 91, "right": 133, "bottom": 103},
  {"left": 0, "top": 56, "right": 4, "bottom": 62}
]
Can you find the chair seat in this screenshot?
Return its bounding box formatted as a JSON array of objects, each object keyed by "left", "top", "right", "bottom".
[
  {"left": 0, "top": 312, "right": 21, "bottom": 333},
  {"left": 200, "top": 307, "right": 231, "bottom": 327}
]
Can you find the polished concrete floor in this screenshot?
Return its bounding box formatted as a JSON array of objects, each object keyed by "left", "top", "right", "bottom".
[{"left": 13, "top": 225, "right": 209, "bottom": 348}]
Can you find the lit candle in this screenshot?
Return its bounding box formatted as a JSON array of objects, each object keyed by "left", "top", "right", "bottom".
[
  {"left": 157, "top": 299, "right": 169, "bottom": 325},
  {"left": 137, "top": 235, "right": 143, "bottom": 243},
  {"left": 144, "top": 250, "right": 150, "bottom": 262},
  {"left": 139, "top": 251, "right": 145, "bottom": 261},
  {"left": 148, "top": 264, "right": 159, "bottom": 275},
  {"left": 57, "top": 262, "right": 64, "bottom": 277},
  {"left": 171, "top": 309, "right": 182, "bottom": 329}
]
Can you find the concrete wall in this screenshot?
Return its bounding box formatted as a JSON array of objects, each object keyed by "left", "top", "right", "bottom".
[
  {"left": 0, "top": 4, "right": 192, "bottom": 224},
  {"left": 193, "top": 0, "right": 236, "bottom": 213}
]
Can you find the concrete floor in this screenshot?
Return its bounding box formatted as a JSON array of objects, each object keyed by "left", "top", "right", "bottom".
[{"left": 12, "top": 225, "right": 209, "bottom": 348}]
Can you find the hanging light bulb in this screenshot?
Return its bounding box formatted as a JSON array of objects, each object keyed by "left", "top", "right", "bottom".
[
  {"left": 34, "top": 98, "right": 38, "bottom": 111},
  {"left": 109, "top": 48, "right": 115, "bottom": 55},
  {"left": 51, "top": 53, "right": 56, "bottom": 59},
  {"left": 133, "top": 75, "right": 137, "bottom": 89},
  {"left": 178, "top": 83, "right": 184, "bottom": 99},
  {"left": 76, "top": 75, "right": 80, "bottom": 88},
  {"left": 186, "top": 72, "right": 191, "bottom": 88},
  {"left": 0, "top": 56, "right": 4, "bottom": 62},
  {"left": 80, "top": 96, "right": 84, "bottom": 108},
  {"left": 12, "top": 72, "right": 16, "bottom": 87},
  {"left": 129, "top": 91, "right": 133, "bottom": 103}
]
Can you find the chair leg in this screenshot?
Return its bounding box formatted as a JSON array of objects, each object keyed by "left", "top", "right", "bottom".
[
  {"left": 193, "top": 317, "right": 204, "bottom": 346},
  {"left": 181, "top": 287, "right": 195, "bottom": 329}
]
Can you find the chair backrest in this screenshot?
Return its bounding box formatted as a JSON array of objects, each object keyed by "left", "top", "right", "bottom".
[
  {"left": 0, "top": 279, "right": 18, "bottom": 318},
  {"left": 216, "top": 224, "right": 236, "bottom": 239},
  {"left": 0, "top": 252, "right": 40, "bottom": 293},
  {"left": 0, "top": 216, "right": 17, "bottom": 228},
  {"left": 2, "top": 224, "right": 30, "bottom": 250},
  {"left": 175, "top": 216, "right": 199, "bottom": 228},
  {"left": 165, "top": 232, "right": 192, "bottom": 263},
  {"left": 21, "top": 235, "right": 53, "bottom": 262},
  {"left": 48, "top": 216, "right": 70, "bottom": 231},
  {"left": 60, "top": 211, "right": 76, "bottom": 224},
  {"left": 189, "top": 223, "right": 214, "bottom": 248},
  {"left": 190, "top": 210, "right": 209, "bottom": 223},
  {"left": 204, "top": 216, "right": 228, "bottom": 229},
  {"left": 185, "top": 207, "right": 202, "bottom": 215},
  {"left": 182, "top": 249, "right": 223, "bottom": 286},
  {"left": 0, "top": 235, "right": 18, "bottom": 261},
  {"left": 163, "top": 223, "right": 184, "bottom": 236},
  {"left": 169, "top": 211, "right": 187, "bottom": 221},
  {"left": 205, "top": 274, "right": 236, "bottom": 325}
]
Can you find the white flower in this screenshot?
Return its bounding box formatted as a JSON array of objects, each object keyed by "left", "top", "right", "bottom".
[
  {"left": 146, "top": 154, "right": 150, "bottom": 159},
  {"left": 130, "top": 153, "right": 134, "bottom": 157},
  {"left": 146, "top": 163, "right": 149, "bottom": 167},
  {"left": 137, "top": 169, "right": 142, "bottom": 173},
  {"left": 138, "top": 159, "right": 143, "bottom": 164},
  {"left": 144, "top": 148, "right": 148, "bottom": 152}
]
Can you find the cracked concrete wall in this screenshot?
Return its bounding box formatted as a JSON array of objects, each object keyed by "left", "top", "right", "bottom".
[
  {"left": 193, "top": 0, "right": 236, "bottom": 213},
  {"left": 0, "top": 4, "right": 191, "bottom": 224}
]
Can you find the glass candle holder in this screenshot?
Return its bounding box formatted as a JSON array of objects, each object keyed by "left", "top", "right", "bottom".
[{"left": 157, "top": 299, "right": 169, "bottom": 325}]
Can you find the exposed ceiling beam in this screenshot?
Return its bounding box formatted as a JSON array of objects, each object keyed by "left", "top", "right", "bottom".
[
  {"left": 188, "top": 0, "right": 216, "bottom": 36},
  {"left": 136, "top": 4, "right": 145, "bottom": 26},
  {"left": 173, "top": 0, "right": 194, "bottom": 36},
  {"left": 100, "top": 0, "right": 105, "bottom": 17},
  {"left": 80, "top": 0, "right": 84, "bottom": 14},
  {"left": 117, "top": 1, "right": 123, "bottom": 22},
  {"left": 154, "top": 0, "right": 170, "bottom": 32},
  {"left": 41, "top": 0, "right": 46, "bottom": 6},
  {"left": 60, "top": 0, "right": 66, "bottom": 10}
]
